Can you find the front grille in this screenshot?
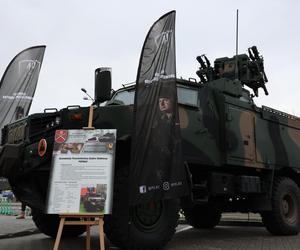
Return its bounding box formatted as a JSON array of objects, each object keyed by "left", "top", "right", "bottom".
[
  {"left": 2, "top": 119, "right": 28, "bottom": 145},
  {"left": 28, "top": 113, "right": 61, "bottom": 140},
  {"left": 2, "top": 111, "right": 62, "bottom": 146}
]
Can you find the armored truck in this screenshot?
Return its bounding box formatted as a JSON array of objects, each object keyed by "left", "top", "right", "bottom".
[{"left": 1, "top": 46, "right": 300, "bottom": 250}]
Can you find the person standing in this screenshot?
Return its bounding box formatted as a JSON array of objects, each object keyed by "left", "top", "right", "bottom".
[
  {"left": 15, "top": 106, "right": 26, "bottom": 219},
  {"left": 16, "top": 202, "right": 26, "bottom": 219}
]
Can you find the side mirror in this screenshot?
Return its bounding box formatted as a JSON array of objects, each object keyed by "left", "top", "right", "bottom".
[{"left": 94, "top": 67, "right": 112, "bottom": 104}]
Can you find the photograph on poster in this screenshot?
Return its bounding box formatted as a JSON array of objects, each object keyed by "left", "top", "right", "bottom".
[
  {"left": 80, "top": 184, "right": 107, "bottom": 213},
  {"left": 83, "top": 132, "right": 115, "bottom": 154},
  {"left": 53, "top": 143, "right": 84, "bottom": 154}
]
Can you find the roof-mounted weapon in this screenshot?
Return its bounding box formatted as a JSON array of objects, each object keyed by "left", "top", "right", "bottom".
[
  {"left": 196, "top": 55, "right": 214, "bottom": 83},
  {"left": 196, "top": 46, "right": 268, "bottom": 97},
  {"left": 246, "top": 46, "right": 268, "bottom": 96}
]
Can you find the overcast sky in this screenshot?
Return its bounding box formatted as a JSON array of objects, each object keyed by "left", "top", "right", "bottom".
[{"left": 1, "top": 0, "right": 299, "bottom": 115}]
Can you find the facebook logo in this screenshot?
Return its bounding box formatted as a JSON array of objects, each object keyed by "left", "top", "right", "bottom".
[{"left": 139, "top": 186, "right": 147, "bottom": 194}]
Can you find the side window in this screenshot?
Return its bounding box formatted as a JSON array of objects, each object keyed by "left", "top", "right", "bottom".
[{"left": 177, "top": 86, "right": 199, "bottom": 107}]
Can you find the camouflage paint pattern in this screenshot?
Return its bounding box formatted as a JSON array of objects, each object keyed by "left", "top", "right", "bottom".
[{"left": 175, "top": 74, "right": 300, "bottom": 174}]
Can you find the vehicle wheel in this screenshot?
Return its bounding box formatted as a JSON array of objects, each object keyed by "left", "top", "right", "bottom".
[
  {"left": 32, "top": 210, "right": 86, "bottom": 238},
  {"left": 182, "top": 203, "right": 221, "bottom": 229},
  {"left": 83, "top": 200, "right": 95, "bottom": 212},
  {"left": 261, "top": 177, "right": 300, "bottom": 235},
  {"left": 104, "top": 167, "right": 179, "bottom": 250}
]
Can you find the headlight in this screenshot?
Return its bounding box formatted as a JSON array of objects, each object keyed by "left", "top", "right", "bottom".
[{"left": 55, "top": 116, "right": 61, "bottom": 125}]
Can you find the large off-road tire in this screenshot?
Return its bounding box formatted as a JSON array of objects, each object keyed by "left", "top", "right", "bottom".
[
  {"left": 183, "top": 203, "right": 221, "bottom": 229},
  {"left": 261, "top": 177, "right": 300, "bottom": 235},
  {"left": 104, "top": 167, "right": 179, "bottom": 250},
  {"left": 32, "top": 210, "right": 86, "bottom": 238}
]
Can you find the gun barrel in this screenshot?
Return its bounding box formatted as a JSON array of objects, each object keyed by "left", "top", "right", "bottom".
[
  {"left": 248, "top": 48, "right": 255, "bottom": 61},
  {"left": 251, "top": 46, "right": 260, "bottom": 59},
  {"left": 196, "top": 56, "right": 206, "bottom": 69},
  {"left": 203, "top": 55, "right": 211, "bottom": 68}
]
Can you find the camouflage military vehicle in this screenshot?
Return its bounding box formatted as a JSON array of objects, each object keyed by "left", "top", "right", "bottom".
[
  {"left": 1, "top": 44, "right": 300, "bottom": 250},
  {"left": 82, "top": 189, "right": 106, "bottom": 213}
]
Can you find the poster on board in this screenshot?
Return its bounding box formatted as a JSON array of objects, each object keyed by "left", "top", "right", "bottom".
[{"left": 46, "top": 129, "right": 116, "bottom": 214}]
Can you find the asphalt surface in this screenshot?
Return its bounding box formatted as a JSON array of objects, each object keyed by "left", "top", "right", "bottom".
[
  {"left": 1, "top": 214, "right": 300, "bottom": 250},
  {"left": 0, "top": 216, "right": 39, "bottom": 239},
  {"left": 167, "top": 225, "right": 300, "bottom": 250}
]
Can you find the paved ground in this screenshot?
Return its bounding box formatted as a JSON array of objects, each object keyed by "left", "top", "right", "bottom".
[
  {"left": 1, "top": 214, "right": 300, "bottom": 250},
  {"left": 0, "top": 215, "right": 38, "bottom": 239},
  {"left": 0, "top": 213, "right": 261, "bottom": 238},
  {"left": 167, "top": 225, "right": 300, "bottom": 250}
]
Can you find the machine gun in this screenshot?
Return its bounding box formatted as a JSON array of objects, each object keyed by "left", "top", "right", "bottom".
[
  {"left": 246, "top": 46, "right": 268, "bottom": 96},
  {"left": 196, "top": 55, "right": 214, "bottom": 83},
  {"left": 196, "top": 46, "right": 269, "bottom": 97}
]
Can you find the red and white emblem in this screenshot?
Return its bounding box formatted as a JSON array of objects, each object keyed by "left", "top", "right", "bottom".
[{"left": 55, "top": 130, "right": 68, "bottom": 143}]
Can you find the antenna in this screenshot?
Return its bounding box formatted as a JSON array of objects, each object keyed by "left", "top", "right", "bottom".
[
  {"left": 235, "top": 9, "right": 239, "bottom": 80},
  {"left": 81, "top": 88, "right": 95, "bottom": 102}
]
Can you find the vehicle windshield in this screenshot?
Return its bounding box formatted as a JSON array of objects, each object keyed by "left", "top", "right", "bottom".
[
  {"left": 110, "top": 90, "right": 135, "bottom": 105},
  {"left": 109, "top": 84, "right": 199, "bottom": 107}
]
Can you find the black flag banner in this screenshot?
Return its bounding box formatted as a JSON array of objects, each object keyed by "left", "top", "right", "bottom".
[
  {"left": 130, "top": 11, "right": 188, "bottom": 205},
  {"left": 0, "top": 46, "right": 46, "bottom": 141}
]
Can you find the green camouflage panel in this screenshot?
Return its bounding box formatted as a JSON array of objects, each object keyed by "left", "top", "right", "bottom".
[
  {"left": 177, "top": 75, "right": 300, "bottom": 172},
  {"left": 178, "top": 84, "right": 221, "bottom": 167},
  {"left": 216, "top": 90, "right": 300, "bottom": 170}
]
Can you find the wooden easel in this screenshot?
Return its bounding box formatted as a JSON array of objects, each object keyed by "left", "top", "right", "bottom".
[
  {"left": 83, "top": 105, "right": 95, "bottom": 130},
  {"left": 53, "top": 105, "right": 105, "bottom": 250},
  {"left": 53, "top": 213, "right": 105, "bottom": 250}
]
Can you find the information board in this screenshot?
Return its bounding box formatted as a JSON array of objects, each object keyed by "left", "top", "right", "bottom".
[{"left": 46, "top": 129, "right": 116, "bottom": 214}]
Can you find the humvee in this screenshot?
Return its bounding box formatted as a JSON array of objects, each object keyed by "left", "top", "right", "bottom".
[{"left": 1, "top": 45, "right": 300, "bottom": 250}]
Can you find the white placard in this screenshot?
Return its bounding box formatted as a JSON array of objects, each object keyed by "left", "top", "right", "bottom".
[{"left": 46, "top": 129, "right": 116, "bottom": 214}]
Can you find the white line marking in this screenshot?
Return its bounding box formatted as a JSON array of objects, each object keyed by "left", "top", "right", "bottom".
[{"left": 176, "top": 225, "right": 193, "bottom": 233}]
